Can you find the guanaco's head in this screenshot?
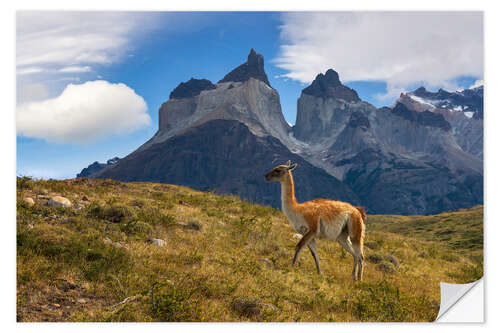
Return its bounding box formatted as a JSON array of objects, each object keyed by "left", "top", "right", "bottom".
[{"left": 265, "top": 160, "right": 297, "bottom": 182}]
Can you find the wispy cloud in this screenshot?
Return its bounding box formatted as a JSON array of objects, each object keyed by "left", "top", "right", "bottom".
[
  {"left": 275, "top": 12, "right": 483, "bottom": 102},
  {"left": 58, "top": 66, "right": 92, "bottom": 73},
  {"left": 17, "top": 80, "right": 151, "bottom": 144},
  {"left": 469, "top": 79, "right": 484, "bottom": 89},
  {"left": 16, "top": 11, "right": 162, "bottom": 104},
  {"left": 17, "top": 67, "right": 46, "bottom": 75},
  {"left": 16, "top": 11, "right": 157, "bottom": 69}
]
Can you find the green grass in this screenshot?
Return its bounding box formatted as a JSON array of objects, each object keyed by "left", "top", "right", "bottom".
[
  {"left": 368, "top": 206, "right": 483, "bottom": 255},
  {"left": 16, "top": 177, "right": 483, "bottom": 322}
]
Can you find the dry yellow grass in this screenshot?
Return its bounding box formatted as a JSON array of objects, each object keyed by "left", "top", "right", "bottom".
[{"left": 16, "top": 177, "right": 482, "bottom": 322}]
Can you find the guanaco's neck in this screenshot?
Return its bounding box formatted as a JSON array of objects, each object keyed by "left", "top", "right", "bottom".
[{"left": 280, "top": 171, "right": 298, "bottom": 211}]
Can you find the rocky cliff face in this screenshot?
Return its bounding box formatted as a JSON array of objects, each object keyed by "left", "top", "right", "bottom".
[
  {"left": 143, "top": 49, "right": 291, "bottom": 153},
  {"left": 396, "top": 86, "right": 483, "bottom": 158},
  {"left": 293, "top": 69, "right": 366, "bottom": 143},
  {"left": 291, "top": 71, "right": 483, "bottom": 215}
]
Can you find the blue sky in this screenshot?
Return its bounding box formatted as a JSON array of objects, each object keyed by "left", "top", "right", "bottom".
[{"left": 16, "top": 11, "right": 483, "bottom": 179}]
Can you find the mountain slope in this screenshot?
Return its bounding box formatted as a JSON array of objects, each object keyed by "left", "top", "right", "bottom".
[{"left": 93, "top": 119, "right": 360, "bottom": 208}]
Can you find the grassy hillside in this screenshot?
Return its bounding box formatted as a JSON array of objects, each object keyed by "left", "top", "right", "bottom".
[
  {"left": 16, "top": 177, "right": 483, "bottom": 322},
  {"left": 368, "top": 207, "right": 483, "bottom": 257}
]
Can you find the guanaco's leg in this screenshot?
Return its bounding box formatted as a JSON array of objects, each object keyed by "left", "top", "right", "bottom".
[
  {"left": 352, "top": 256, "right": 359, "bottom": 281},
  {"left": 336, "top": 227, "right": 355, "bottom": 257},
  {"left": 307, "top": 239, "right": 321, "bottom": 274},
  {"left": 292, "top": 228, "right": 316, "bottom": 267},
  {"left": 352, "top": 242, "right": 364, "bottom": 281}
]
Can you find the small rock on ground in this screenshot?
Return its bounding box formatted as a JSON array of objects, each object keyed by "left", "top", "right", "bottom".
[
  {"left": 23, "top": 197, "right": 35, "bottom": 206},
  {"left": 148, "top": 238, "right": 166, "bottom": 247},
  {"left": 48, "top": 196, "right": 72, "bottom": 208}
]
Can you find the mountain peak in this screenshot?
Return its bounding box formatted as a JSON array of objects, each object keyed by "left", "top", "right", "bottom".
[
  {"left": 218, "top": 49, "right": 271, "bottom": 87},
  {"left": 169, "top": 78, "right": 216, "bottom": 99},
  {"left": 414, "top": 86, "right": 428, "bottom": 95},
  {"left": 323, "top": 69, "right": 341, "bottom": 86},
  {"left": 302, "top": 69, "right": 360, "bottom": 102}
]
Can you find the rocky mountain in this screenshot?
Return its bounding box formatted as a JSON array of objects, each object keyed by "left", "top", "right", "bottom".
[
  {"left": 138, "top": 49, "right": 291, "bottom": 154},
  {"left": 88, "top": 119, "right": 359, "bottom": 208},
  {"left": 293, "top": 69, "right": 364, "bottom": 142},
  {"left": 219, "top": 48, "right": 271, "bottom": 87},
  {"left": 404, "top": 86, "right": 483, "bottom": 119},
  {"left": 76, "top": 157, "right": 120, "bottom": 178},
  {"left": 396, "top": 86, "right": 483, "bottom": 158},
  {"left": 86, "top": 50, "right": 360, "bottom": 208},
  {"left": 291, "top": 70, "right": 482, "bottom": 214},
  {"left": 79, "top": 50, "right": 483, "bottom": 215}
]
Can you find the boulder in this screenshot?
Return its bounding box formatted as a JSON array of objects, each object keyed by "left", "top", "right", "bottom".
[
  {"left": 48, "top": 196, "right": 72, "bottom": 208},
  {"left": 23, "top": 197, "right": 35, "bottom": 206}
]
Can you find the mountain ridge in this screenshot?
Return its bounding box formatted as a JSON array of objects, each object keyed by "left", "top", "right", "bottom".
[{"left": 79, "top": 49, "right": 483, "bottom": 215}]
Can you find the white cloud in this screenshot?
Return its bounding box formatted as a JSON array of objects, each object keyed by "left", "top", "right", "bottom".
[
  {"left": 469, "top": 79, "right": 484, "bottom": 89},
  {"left": 276, "top": 12, "right": 483, "bottom": 98},
  {"left": 17, "top": 80, "right": 151, "bottom": 144},
  {"left": 17, "top": 67, "right": 45, "bottom": 75},
  {"left": 16, "top": 11, "right": 156, "bottom": 69},
  {"left": 58, "top": 66, "right": 92, "bottom": 73},
  {"left": 16, "top": 11, "right": 162, "bottom": 104}
]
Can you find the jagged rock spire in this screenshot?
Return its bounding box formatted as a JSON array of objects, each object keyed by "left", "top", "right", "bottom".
[
  {"left": 302, "top": 69, "right": 360, "bottom": 102},
  {"left": 218, "top": 48, "right": 271, "bottom": 87}
]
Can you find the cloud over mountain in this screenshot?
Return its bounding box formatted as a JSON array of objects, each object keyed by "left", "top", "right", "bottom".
[
  {"left": 17, "top": 80, "right": 151, "bottom": 144},
  {"left": 275, "top": 12, "right": 483, "bottom": 101}
]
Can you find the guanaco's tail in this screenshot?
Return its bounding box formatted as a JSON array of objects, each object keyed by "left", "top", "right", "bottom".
[{"left": 355, "top": 206, "right": 367, "bottom": 224}]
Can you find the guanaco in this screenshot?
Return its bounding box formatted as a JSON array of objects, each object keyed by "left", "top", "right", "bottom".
[{"left": 265, "top": 160, "right": 366, "bottom": 281}]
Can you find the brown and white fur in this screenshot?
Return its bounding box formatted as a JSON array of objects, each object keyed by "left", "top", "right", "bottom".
[{"left": 265, "top": 160, "right": 366, "bottom": 281}]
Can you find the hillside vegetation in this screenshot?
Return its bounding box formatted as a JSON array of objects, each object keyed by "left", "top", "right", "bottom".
[{"left": 16, "top": 177, "right": 483, "bottom": 322}]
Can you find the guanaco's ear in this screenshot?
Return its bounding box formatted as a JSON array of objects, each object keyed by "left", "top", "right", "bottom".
[
  {"left": 286, "top": 160, "right": 291, "bottom": 167},
  {"left": 287, "top": 162, "right": 297, "bottom": 171}
]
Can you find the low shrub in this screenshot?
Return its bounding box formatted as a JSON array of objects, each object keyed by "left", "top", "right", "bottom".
[{"left": 366, "top": 253, "right": 383, "bottom": 264}]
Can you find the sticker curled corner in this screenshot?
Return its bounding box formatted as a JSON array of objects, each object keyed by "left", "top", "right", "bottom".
[{"left": 435, "top": 278, "right": 483, "bottom": 322}]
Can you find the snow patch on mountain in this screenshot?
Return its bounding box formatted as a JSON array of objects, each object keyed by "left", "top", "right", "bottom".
[{"left": 408, "top": 95, "right": 436, "bottom": 109}]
